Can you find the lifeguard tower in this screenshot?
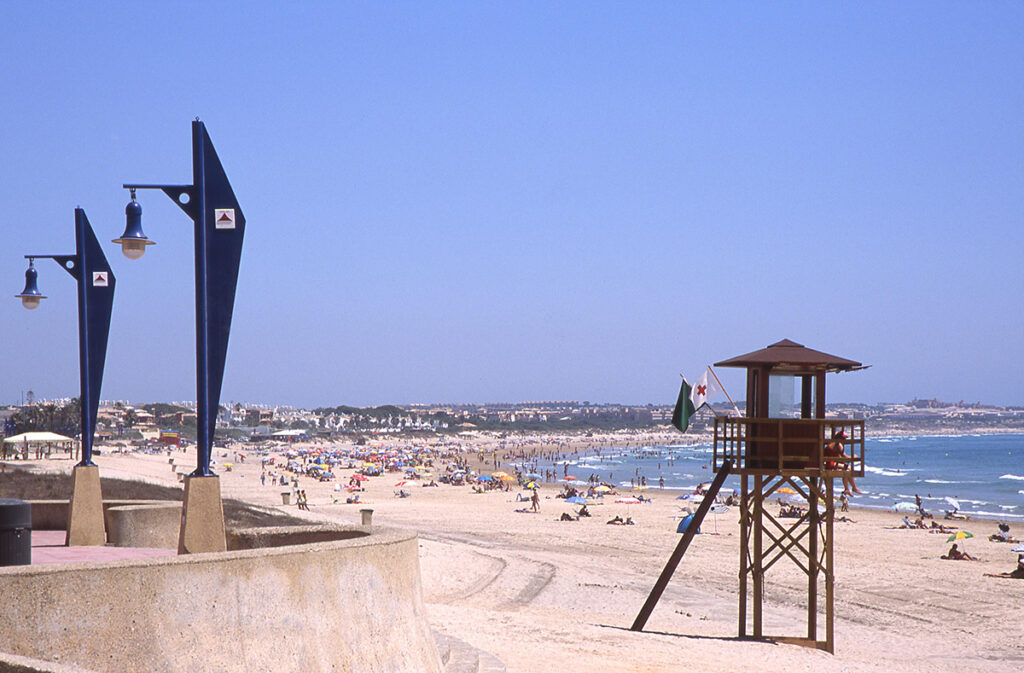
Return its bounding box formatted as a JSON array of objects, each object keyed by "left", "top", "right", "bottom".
[{"left": 713, "top": 339, "right": 866, "bottom": 652}]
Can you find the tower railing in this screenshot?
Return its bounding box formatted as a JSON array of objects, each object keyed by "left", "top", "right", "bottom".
[{"left": 713, "top": 417, "right": 864, "bottom": 477}]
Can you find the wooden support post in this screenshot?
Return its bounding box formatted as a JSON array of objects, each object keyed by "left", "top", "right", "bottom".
[
  {"left": 801, "top": 375, "right": 813, "bottom": 418},
  {"left": 739, "top": 475, "right": 748, "bottom": 638},
  {"left": 825, "top": 477, "right": 835, "bottom": 653},
  {"left": 631, "top": 460, "right": 733, "bottom": 632},
  {"left": 808, "top": 476, "right": 818, "bottom": 642},
  {"left": 753, "top": 474, "right": 763, "bottom": 639}
]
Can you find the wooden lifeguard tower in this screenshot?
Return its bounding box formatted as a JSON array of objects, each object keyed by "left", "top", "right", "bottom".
[{"left": 712, "top": 339, "right": 866, "bottom": 652}]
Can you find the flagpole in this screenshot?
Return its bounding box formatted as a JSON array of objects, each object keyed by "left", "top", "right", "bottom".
[{"left": 708, "top": 366, "right": 742, "bottom": 417}]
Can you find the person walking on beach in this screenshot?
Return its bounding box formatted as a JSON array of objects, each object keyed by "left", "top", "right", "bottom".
[{"left": 531, "top": 489, "right": 540, "bottom": 513}]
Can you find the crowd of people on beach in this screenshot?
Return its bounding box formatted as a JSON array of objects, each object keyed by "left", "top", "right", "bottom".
[{"left": 184, "top": 431, "right": 1024, "bottom": 579}]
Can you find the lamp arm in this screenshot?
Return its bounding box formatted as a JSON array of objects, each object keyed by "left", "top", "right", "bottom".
[
  {"left": 24, "top": 254, "right": 81, "bottom": 280},
  {"left": 122, "top": 183, "right": 198, "bottom": 220}
]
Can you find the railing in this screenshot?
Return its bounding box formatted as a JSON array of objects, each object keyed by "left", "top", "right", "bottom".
[{"left": 713, "top": 417, "right": 864, "bottom": 477}]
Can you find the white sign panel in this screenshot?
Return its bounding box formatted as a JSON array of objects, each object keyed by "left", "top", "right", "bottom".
[
  {"left": 92, "top": 271, "right": 109, "bottom": 287},
  {"left": 214, "top": 209, "right": 236, "bottom": 230}
]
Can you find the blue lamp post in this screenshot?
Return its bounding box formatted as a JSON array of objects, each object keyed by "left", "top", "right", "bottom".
[
  {"left": 117, "top": 119, "right": 246, "bottom": 478},
  {"left": 17, "top": 208, "right": 115, "bottom": 546},
  {"left": 117, "top": 119, "right": 245, "bottom": 553},
  {"left": 17, "top": 208, "right": 116, "bottom": 467}
]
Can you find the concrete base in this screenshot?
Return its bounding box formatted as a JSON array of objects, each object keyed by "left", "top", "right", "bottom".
[
  {"left": 178, "top": 476, "right": 226, "bottom": 554},
  {"left": 65, "top": 465, "right": 105, "bottom": 547}
]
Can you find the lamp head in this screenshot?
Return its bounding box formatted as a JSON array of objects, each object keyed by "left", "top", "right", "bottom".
[
  {"left": 113, "top": 189, "right": 155, "bottom": 260},
  {"left": 16, "top": 259, "right": 46, "bottom": 310}
]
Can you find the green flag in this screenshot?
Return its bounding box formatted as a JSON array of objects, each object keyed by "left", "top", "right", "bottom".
[{"left": 671, "top": 378, "right": 695, "bottom": 432}]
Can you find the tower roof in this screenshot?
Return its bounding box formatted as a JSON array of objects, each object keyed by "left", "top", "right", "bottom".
[{"left": 714, "top": 339, "right": 865, "bottom": 373}]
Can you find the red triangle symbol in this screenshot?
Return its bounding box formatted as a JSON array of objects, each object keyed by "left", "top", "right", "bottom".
[{"left": 218, "top": 212, "right": 233, "bottom": 222}]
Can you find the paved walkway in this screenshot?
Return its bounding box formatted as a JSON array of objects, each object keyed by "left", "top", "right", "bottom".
[{"left": 29, "top": 530, "right": 177, "bottom": 565}]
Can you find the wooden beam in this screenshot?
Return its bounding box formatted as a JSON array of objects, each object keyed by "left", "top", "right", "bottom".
[
  {"left": 739, "top": 475, "right": 748, "bottom": 638},
  {"left": 808, "top": 476, "right": 819, "bottom": 641},
  {"left": 753, "top": 474, "right": 763, "bottom": 639},
  {"left": 630, "top": 459, "right": 733, "bottom": 632}
]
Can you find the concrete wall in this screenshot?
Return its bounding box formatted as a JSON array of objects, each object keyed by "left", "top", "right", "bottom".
[
  {"left": 0, "top": 526, "right": 442, "bottom": 673},
  {"left": 105, "top": 504, "right": 181, "bottom": 549},
  {"left": 25, "top": 500, "right": 172, "bottom": 534}
]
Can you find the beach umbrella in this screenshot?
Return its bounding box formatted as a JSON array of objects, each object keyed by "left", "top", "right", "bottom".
[
  {"left": 1010, "top": 544, "right": 1024, "bottom": 553},
  {"left": 947, "top": 531, "right": 974, "bottom": 543},
  {"left": 595, "top": 485, "right": 612, "bottom": 493},
  {"left": 563, "top": 476, "right": 579, "bottom": 482},
  {"left": 707, "top": 504, "right": 730, "bottom": 534},
  {"left": 616, "top": 495, "right": 641, "bottom": 517},
  {"left": 566, "top": 496, "right": 589, "bottom": 505},
  {"left": 525, "top": 472, "right": 542, "bottom": 480},
  {"left": 893, "top": 502, "right": 918, "bottom": 513},
  {"left": 492, "top": 471, "right": 510, "bottom": 478},
  {"left": 477, "top": 475, "right": 494, "bottom": 482},
  {"left": 499, "top": 474, "right": 516, "bottom": 482},
  {"left": 524, "top": 481, "right": 539, "bottom": 489},
  {"left": 944, "top": 496, "right": 961, "bottom": 511},
  {"left": 394, "top": 480, "right": 408, "bottom": 487},
  {"left": 778, "top": 487, "right": 796, "bottom": 495}
]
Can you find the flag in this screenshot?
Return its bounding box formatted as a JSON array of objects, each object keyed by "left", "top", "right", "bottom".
[
  {"left": 671, "top": 378, "right": 695, "bottom": 432},
  {"left": 690, "top": 368, "right": 721, "bottom": 411}
]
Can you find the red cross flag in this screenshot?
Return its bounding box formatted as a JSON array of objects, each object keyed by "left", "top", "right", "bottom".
[{"left": 689, "top": 368, "right": 720, "bottom": 410}]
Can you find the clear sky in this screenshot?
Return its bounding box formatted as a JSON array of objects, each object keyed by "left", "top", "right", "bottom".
[{"left": 2, "top": 2, "right": 1022, "bottom": 409}]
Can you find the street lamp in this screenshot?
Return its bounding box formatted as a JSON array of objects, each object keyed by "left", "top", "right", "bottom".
[
  {"left": 17, "top": 207, "right": 115, "bottom": 546},
  {"left": 120, "top": 119, "right": 245, "bottom": 553},
  {"left": 15, "top": 259, "right": 47, "bottom": 309},
  {"left": 111, "top": 189, "right": 154, "bottom": 260}
]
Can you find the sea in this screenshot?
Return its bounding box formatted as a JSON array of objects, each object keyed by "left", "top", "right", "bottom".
[{"left": 532, "top": 433, "right": 1024, "bottom": 522}]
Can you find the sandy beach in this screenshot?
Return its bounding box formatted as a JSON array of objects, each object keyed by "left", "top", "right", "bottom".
[{"left": 13, "top": 438, "right": 1024, "bottom": 673}]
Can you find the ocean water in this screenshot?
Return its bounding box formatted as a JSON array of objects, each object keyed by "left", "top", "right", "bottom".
[{"left": 531, "top": 433, "right": 1024, "bottom": 522}]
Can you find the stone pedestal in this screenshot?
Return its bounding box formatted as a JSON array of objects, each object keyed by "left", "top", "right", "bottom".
[
  {"left": 178, "top": 475, "right": 226, "bottom": 554},
  {"left": 66, "top": 465, "right": 105, "bottom": 546}
]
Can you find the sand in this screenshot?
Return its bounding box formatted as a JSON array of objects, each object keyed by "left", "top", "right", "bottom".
[{"left": 17, "top": 441, "right": 1024, "bottom": 673}]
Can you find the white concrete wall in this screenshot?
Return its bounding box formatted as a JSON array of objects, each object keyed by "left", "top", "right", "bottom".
[{"left": 0, "top": 526, "right": 442, "bottom": 673}]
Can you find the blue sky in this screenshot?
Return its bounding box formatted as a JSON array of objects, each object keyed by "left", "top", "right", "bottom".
[{"left": 3, "top": 3, "right": 1022, "bottom": 408}]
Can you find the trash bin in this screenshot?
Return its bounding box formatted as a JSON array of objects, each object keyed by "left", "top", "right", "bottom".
[
  {"left": 0, "top": 499, "right": 32, "bottom": 566},
  {"left": 281, "top": 492, "right": 291, "bottom": 506},
  {"left": 360, "top": 508, "right": 374, "bottom": 526}
]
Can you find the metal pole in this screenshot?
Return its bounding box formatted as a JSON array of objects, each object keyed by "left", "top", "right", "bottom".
[
  {"left": 74, "top": 209, "right": 95, "bottom": 467},
  {"left": 192, "top": 120, "right": 212, "bottom": 477}
]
